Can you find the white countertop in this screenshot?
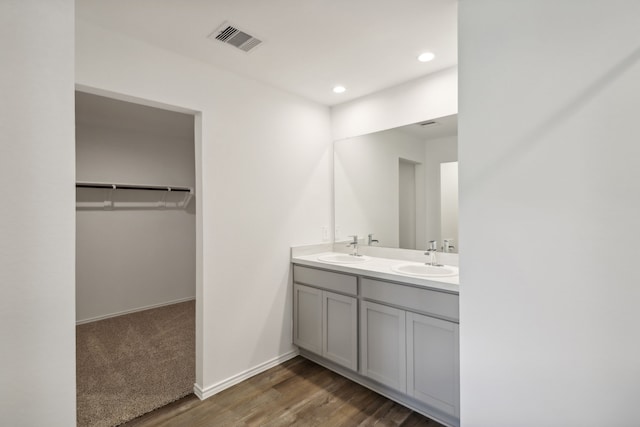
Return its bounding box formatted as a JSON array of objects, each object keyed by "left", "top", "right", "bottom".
[{"left": 292, "top": 252, "right": 459, "bottom": 294}]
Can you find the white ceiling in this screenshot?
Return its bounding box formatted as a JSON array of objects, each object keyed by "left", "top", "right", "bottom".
[{"left": 76, "top": 0, "right": 457, "bottom": 106}]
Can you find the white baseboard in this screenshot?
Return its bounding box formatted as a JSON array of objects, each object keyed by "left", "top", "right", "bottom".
[
  {"left": 76, "top": 296, "right": 196, "bottom": 325},
  {"left": 193, "top": 350, "right": 299, "bottom": 400}
]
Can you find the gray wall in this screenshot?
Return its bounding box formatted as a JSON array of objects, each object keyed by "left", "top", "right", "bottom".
[{"left": 75, "top": 92, "right": 195, "bottom": 322}]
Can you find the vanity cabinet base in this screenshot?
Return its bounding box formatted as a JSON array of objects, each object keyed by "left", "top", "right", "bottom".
[
  {"left": 298, "top": 348, "right": 460, "bottom": 427},
  {"left": 294, "top": 283, "right": 358, "bottom": 371},
  {"left": 293, "top": 264, "right": 459, "bottom": 427}
]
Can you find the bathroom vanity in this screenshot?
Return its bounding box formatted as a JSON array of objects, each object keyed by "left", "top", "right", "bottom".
[{"left": 291, "top": 251, "right": 460, "bottom": 427}]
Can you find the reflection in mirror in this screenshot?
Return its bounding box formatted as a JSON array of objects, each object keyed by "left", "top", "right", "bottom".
[
  {"left": 334, "top": 114, "right": 458, "bottom": 252},
  {"left": 440, "top": 161, "right": 458, "bottom": 252}
]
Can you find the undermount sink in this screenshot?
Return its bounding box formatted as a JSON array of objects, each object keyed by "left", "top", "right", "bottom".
[
  {"left": 317, "top": 253, "right": 370, "bottom": 264},
  {"left": 391, "top": 263, "right": 458, "bottom": 278}
]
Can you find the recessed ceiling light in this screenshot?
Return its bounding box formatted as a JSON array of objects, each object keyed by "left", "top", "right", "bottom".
[
  {"left": 333, "top": 85, "right": 346, "bottom": 94},
  {"left": 418, "top": 52, "right": 435, "bottom": 62}
]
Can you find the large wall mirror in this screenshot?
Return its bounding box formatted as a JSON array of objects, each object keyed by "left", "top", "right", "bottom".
[{"left": 334, "top": 114, "right": 458, "bottom": 253}]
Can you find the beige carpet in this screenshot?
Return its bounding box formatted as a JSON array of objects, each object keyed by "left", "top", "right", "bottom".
[{"left": 76, "top": 300, "right": 195, "bottom": 427}]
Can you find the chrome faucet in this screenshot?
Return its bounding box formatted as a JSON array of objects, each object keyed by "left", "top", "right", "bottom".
[
  {"left": 347, "top": 235, "right": 360, "bottom": 256},
  {"left": 367, "top": 233, "right": 379, "bottom": 246},
  {"left": 425, "top": 240, "right": 442, "bottom": 266}
]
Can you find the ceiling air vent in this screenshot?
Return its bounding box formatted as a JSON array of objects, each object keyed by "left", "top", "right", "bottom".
[{"left": 208, "top": 22, "right": 263, "bottom": 53}]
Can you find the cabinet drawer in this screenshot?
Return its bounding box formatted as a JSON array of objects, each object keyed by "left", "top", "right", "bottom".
[
  {"left": 293, "top": 265, "right": 357, "bottom": 296},
  {"left": 361, "top": 278, "right": 458, "bottom": 322}
]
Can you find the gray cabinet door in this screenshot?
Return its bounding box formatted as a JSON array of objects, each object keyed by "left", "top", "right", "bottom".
[
  {"left": 406, "top": 311, "right": 460, "bottom": 417},
  {"left": 360, "top": 300, "right": 406, "bottom": 393},
  {"left": 293, "top": 284, "right": 322, "bottom": 354},
  {"left": 322, "top": 291, "right": 358, "bottom": 370}
]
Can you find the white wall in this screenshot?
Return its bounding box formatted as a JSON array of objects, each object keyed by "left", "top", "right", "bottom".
[
  {"left": 459, "top": 1, "right": 640, "bottom": 426},
  {"left": 75, "top": 20, "right": 333, "bottom": 392},
  {"left": 331, "top": 66, "right": 458, "bottom": 141},
  {"left": 331, "top": 68, "right": 458, "bottom": 253},
  {"left": 0, "top": 1, "right": 76, "bottom": 425},
  {"left": 75, "top": 92, "right": 196, "bottom": 322},
  {"left": 334, "top": 128, "right": 425, "bottom": 248}
]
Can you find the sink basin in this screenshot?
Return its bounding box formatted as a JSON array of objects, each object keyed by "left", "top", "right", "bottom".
[
  {"left": 391, "top": 263, "right": 458, "bottom": 278},
  {"left": 317, "top": 254, "right": 369, "bottom": 264}
]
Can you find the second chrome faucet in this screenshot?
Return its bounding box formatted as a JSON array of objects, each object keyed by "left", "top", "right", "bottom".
[
  {"left": 347, "top": 235, "right": 361, "bottom": 256},
  {"left": 425, "top": 240, "right": 443, "bottom": 266}
]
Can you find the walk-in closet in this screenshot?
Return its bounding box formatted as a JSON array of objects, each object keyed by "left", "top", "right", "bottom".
[{"left": 74, "top": 92, "right": 196, "bottom": 426}]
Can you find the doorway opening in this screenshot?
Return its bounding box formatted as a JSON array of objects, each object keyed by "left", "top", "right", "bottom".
[{"left": 74, "top": 90, "right": 200, "bottom": 426}]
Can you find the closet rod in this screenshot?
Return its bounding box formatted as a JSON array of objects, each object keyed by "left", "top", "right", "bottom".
[{"left": 76, "top": 182, "right": 192, "bottom": 192}]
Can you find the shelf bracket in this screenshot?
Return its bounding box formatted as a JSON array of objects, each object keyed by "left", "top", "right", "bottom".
[
  {"left": 182, "top": 189, "right": 194, "bottom": 209},
  {"left": 157, "top": 187, "right": 171, "bottom": 209},
  {"left": 103, "top": 184, "right": 116, "bottom": 210}
]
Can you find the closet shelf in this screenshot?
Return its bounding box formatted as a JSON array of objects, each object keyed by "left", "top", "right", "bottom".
[{"left": 76, "top": 181, "right": 194, "bottom": 210}]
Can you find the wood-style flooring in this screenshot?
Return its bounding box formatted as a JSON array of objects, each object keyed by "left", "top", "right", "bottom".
[{"left": 122, "top": 356, "right": 445, "bottom": 427}]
